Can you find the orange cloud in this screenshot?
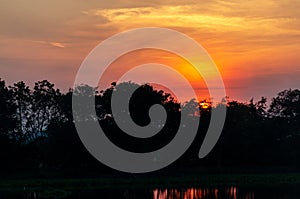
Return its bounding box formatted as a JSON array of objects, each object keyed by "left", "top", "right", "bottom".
[{"left": 50, "top": 42, "right": 65, "bottom": 48}]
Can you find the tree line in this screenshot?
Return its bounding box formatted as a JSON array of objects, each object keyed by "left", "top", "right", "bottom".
[{"left": 0, "top": 78, "right": 299, "bottom": 176}]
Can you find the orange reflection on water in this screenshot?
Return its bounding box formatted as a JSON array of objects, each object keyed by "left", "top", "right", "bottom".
[{"left": 153, "top": 186, "right": 254, "bottom": 199}]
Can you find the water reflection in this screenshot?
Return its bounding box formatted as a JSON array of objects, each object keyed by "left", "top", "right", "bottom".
[
  {"left": 153, "top": 186, "right": 254, "bottom": 199},
  {"left": 24, "top": 191, "right": 39, "bottom": 199},
  {"left": 2, "top": 184, "right": 299, "bottom": 199}
]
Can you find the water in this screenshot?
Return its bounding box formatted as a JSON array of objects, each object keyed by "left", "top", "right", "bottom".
[{"left": 3, "top": 185, "right": 299, "bottom": 199}]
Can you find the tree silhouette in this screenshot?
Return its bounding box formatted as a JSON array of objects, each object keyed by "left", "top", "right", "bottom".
[
  {"left": 0, "top": 78, "right": 300, "bottom": 175},
  {"left": 9, "top": 81, "right": 31, "bottom": 143},
  {"left": 0, "top": 79, "right": 15, "bottom": 136},
  {"left": 98, "top": 81, "right": 182, "bottom": 153},
  {"left": 9, "top": 80, "right": 62, "bottom": 143}
]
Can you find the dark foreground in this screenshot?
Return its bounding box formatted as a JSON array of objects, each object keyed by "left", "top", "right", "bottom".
[{"left": 0, "top": 173, "right": 300, "bottom": 198}]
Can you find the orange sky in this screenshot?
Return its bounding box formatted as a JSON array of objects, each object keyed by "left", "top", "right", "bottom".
[
  {"left": 98, "top": 49, "right": 209, "bottom": 102},
  {"left": 0, "top": 0, "right": 299, "bottom": 102}
]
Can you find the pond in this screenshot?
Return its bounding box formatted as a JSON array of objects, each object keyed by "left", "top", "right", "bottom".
[{"left": 2, "top": 185, "right": 299, "bottom": 199}]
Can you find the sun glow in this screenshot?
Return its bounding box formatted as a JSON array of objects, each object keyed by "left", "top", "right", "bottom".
[
  {"left": 98, "top": 48, "right": 211, "bottom": 102},
  {"left": 200, "top": 102, "right": 210, "bottom": 109}
]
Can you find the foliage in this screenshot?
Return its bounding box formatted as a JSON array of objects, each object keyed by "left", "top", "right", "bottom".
[{"left": 0, "top": 78, "right": 299, "bottom": 175}]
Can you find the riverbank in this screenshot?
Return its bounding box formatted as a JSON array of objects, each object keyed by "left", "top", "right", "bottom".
[{"left": 1, "top": 172, "right": 300, "bottom": 192}]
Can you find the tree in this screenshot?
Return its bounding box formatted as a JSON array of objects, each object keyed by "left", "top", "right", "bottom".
[
  {"left": 268, "top": 89, "right": 300, "bottom": 164},
  {"left": 98, "top": 82, "right": 182, "bottom": 153},
  {"left": 9, "top": 81, "right": 31, "bottom": 142},
  {"left": 9, "top": 80, "right": 63, "bottom": 143},
  {"left": 0, "top": 79, "right": 15, "bottom": 135},
  {"left": 269, "top": 89, "right": 300, "bottom": 118},
  {"left": 30, "top": 80, "right": 63, "bottom": 139},
  {"left": 269, "top": 89, "right": 300, "bottom": 136}
]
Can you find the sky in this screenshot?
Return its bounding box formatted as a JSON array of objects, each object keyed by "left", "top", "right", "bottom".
[{"left": 0, "top": 0, "right": 299, "bottom": 103}]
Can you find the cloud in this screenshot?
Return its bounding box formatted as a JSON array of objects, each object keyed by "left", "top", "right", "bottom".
[
  {"left": 26, "top": 40, "right": 65, "bottom": 48},
  {"left": 50, "top": 42, "right": 65, "bottom": 48},
  {"left": 84, "top": 6, "right": 247, "bottom": 30},
  {"left": 82, "top": 4, "right": 300, "bottom": 53}
]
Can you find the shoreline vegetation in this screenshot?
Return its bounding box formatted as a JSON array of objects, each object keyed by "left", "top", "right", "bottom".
[
  {"left": 0, "top": 78, "right": 300, "bottom": 196},
  {"left": 1, "top": 172, "right": 300, "bottom": 192}
]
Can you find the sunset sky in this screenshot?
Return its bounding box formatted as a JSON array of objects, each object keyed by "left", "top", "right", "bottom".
[{"left": 0, "top": 0, "right": 299, "bottom": 102}]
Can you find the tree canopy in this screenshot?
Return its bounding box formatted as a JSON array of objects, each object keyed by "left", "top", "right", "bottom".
[{"left": 0, "top": 78, "right": 299, "bottom": 175}]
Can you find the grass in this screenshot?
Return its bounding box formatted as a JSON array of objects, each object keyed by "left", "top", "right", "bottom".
[
  {"left": 0, "top": 173, "right": 299, "bottom": 198},
  {"left": 1, "top": 172, "right": 300, "bottom": 192}
]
